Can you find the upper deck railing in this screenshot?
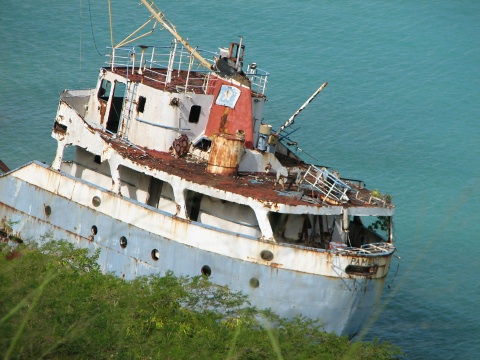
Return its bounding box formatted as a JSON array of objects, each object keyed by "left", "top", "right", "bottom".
[{"left": 106, "top": 42, "right": 269, "bottom": 95}]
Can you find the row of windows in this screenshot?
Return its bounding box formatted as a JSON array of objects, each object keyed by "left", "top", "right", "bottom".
[{"left": 98, "top": 79, "right": 202, "bottom": 124}]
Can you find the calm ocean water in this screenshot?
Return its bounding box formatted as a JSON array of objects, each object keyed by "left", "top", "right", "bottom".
[{"left": 1, "top": 1, "right": 479, "bottom": 358}]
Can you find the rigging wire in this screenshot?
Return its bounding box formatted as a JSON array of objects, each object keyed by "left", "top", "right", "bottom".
[
  {"left": 79, "top": 0, "right": 82, "bottom": 74},
  {"left": 265, "top": 101, "right": 321, "bottom": 163},
  {"left": 88, "top": 0, "right": 105, "bottom": 56}
]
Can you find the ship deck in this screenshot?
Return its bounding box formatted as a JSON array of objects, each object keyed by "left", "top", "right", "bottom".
[
  {"left": 102, "top": 133, "right": 385, "bottom": 210},
  {"left": 111, "top": 67, "right": 266, "bottom": 97}
]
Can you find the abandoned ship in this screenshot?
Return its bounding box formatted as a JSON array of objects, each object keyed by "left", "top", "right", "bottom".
[{"left": 0, "top": 0, "right": 396, "bottom": 337}]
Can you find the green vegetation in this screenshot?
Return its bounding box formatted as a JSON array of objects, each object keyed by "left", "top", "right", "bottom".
[{"left": 0, "top": 238, "right": 402, "bottom": 359}]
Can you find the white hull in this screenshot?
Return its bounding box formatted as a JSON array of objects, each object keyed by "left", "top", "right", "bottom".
[{"left": 0, "top": 161, "right": 391, "bottom": 336}]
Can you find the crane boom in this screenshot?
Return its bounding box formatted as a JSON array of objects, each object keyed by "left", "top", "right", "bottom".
[{"left": 277, "top": 82, "right": 328, "bottom": 134}]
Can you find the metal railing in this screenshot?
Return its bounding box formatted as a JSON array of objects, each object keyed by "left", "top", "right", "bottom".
[
  {"left": 106, "top": 42, "right": 269, "bottom": 95},
  {"left": 301, "top": 165, "right": 352, "bottom": 204}
]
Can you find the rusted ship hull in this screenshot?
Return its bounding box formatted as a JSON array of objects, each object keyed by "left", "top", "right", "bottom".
[
  {"left": 0, "top": 161, "right": 391, "bottom": 336},
  {"left": 1, "top": 0, "right": 396, "bottom": 338}
]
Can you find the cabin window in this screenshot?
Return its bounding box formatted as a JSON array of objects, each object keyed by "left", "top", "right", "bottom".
[
  {"left": 188, "top": 105, "right": 201, "bottom": 123},
  {"left": 94, "top": 155, "right": 101, "bottom": 164},
  {"left": 98, "top": 79, "right": 112, "bottom": 101},
  {"left": 137, "top": 96, "right": 146, "bottom": 113},
  {"left": 106, "top": 81, "right": 126, "bottom": 134}
]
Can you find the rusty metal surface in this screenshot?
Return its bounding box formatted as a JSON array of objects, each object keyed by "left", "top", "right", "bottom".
[
  {"left": 113, "top": 68, "right": 209, "bottom": 95},
  {"left": 104, "top": 133, "right": 388, "bottom": 209},
  {"left": 206, "top": 133, "right": 244, "bottom": 175},
  {"left": 0, "top": 160, "right": 10, "bottom": 174},
  {"left": 106, "top": 135, "right": 305, "bottom": 206}
]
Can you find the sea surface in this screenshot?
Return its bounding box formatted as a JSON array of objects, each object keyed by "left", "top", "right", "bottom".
[{"left": 1, "top": 1, "right": 479, "bottom": 358}]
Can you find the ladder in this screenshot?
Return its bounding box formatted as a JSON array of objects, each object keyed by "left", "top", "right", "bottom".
[{"left": 119, "top": 81, "right": 138, "bottom": 140}]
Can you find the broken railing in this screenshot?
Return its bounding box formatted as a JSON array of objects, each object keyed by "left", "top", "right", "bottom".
[{"left": 300, "top": 165, "right": 352, "bottom": 204}]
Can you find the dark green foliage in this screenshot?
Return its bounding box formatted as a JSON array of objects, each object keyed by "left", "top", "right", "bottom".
[
  {"left": 0, "top": 239, "right": 402, "bottom": 359},
  {"left": 368, "top": 216, "right": 391, "bottom": 233}
]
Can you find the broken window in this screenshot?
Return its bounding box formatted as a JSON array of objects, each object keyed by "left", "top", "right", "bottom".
[{"left": 98, "top": 79, "right": 112, "bottom": 101}]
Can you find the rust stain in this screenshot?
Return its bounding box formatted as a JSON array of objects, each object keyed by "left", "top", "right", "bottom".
[
  {"left": 0, "top": 160, "right": 10, "bottom": 173},
  {"left": 270, "top": 262, "right": 283, "bottom": 268},
  {"left": 219, "top": 107, "right": 229, "bottom": 133},
  {"left": 99, "top": 100, "right": 107, "bottom": 125}
]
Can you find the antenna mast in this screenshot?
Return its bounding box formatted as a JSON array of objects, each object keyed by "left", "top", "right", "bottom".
[
  {"left": 139, "top": 0, "right": 213, "bottom": 70},
  {"left": 108, "top": 0, "right": 114, "bottom": 49}
]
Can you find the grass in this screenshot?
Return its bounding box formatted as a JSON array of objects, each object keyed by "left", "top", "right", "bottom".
[{"left": 0, "top": 239, "right": 402, "bottom": 359}]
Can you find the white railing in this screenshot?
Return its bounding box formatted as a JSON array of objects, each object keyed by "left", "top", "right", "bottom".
[
  {"left": 301, "top": 165, "right": 352, "bottom": 204},
  {"left": 106, "top": 43, "right": 269, "bottom": 95},
  {"left": 246, "top": 64, "right": 269, "bottom": 95}
]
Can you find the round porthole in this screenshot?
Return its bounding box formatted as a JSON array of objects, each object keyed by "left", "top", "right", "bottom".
[
  {"left": 44, "top": 205, "right": 52, "bottom": 216},
  {"left": 151, "top": 249, "right": 160, "bottom": 261},
  {"left": 120, "top": 236, "right": 128, "bottom": 248},
  {"left": 91, "top": 225, "right": 98, "bottom": 235},
  {"left": 201, "top": 265, "right": 211, "bottom": 277},
  {"left": 260, "top": 250, "right": 274, "bottom": 261},
  {"left": 92, "top": 196, "right": 101, "bottom": 207},
  {"left": 249, "top": 278, "right": 260, "bottom": 288}
]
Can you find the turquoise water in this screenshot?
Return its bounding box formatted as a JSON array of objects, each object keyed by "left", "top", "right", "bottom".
[{"left": 1, "top": 1, "right": 479, "bottom": 358}]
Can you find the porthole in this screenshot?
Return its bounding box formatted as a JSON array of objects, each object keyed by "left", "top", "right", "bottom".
[
  {"left": 151, "top": 249, "right": 160, "bottom": 261},
  {"left": 120, "top": 236, "right": 128, "bottom": 248},
  {"left": 92, "top": 196, "right": 101, "bottom": 207},
  {"left": 260, "top": 250, "right": 274, "bottom": 261},
  {"left": 249, "top": 278, "right": 260, "bottom": 288},
  {"left": 91, "top": 225, "right": 98, "bottom": 235},
  {"left": 201, "top": 265, "right": 211, "bottom": 277},
  {"left": 44, "top": 205, "right": 52, "bottom": 216}
]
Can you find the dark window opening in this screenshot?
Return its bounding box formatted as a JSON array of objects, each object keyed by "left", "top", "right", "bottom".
[
  {"left": 94, "top": 155, "right": 101, "bottom": 164},
  {"left": 91, "top": 225, "right": 98, "bottom": 235},
  {"left": 53, "top": 121, "right": 67, "bottom": 134},
  {"left": 193, "top": 138, "right": 211, "bottom": 152},
  {"left": 151, "top": 249, "right": 160, "bottom": 261},
  {"left": 44, "top": 205, "right": 52, "bottom": 216},
  {"left": 201, "top": 265, "right": 211, "bottom": 277},
  {"left": 249, "top": 278, "right": 260, "bottom": 288},
  {"left": 137, "top": 96, "right": 146, "bottom": 113},
  {"left": 345, "top": 265, "right": 378, "bottom": 276},
  {"left": 98, "top": 79, "right": 112, "bottom": 101},
  {"left": 120, "top": 236, "right": 128, "bottom": 248},
  {"left": 260, "top": 250, "right": 274, "bottom": 261},
  {"left": 106, "top": 82, "right": 126, "bottom": 134},
  {"left": 188, "top": 105, "right": 201, "bottom": 123},
  {"left": 187, "top": 192, "right": 203, "bottom": 221},
  {"left": 147, "top": 177, "right": 164, "bottom": 208},
  {"left": 92, "top": 196, "right": 101, "bottom": 207}
]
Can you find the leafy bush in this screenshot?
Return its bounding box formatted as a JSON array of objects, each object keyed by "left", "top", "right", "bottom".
[{"left": 0, "top": 239, "right": 402, "bottom": 359}]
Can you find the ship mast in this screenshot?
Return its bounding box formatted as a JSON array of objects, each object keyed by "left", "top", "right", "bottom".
[{"left": 139, "top": 0, "right": 213, "bottom": 70}]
